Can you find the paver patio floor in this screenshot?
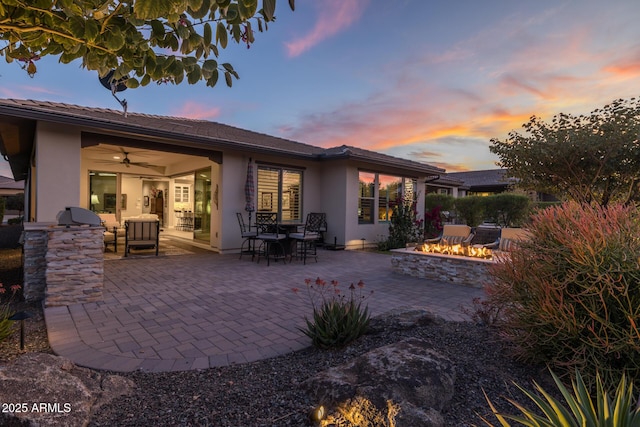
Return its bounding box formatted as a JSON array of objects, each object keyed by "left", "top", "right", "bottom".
[{"left": 44, "top": 248, "right": 484, "bottom": 373}]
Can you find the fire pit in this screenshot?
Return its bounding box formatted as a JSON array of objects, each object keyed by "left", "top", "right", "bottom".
[
  {"left": 420, "top": 242, "right": 493, "bottom": 260},
  {"left": 390, "top": 244, "right": 497, "bottom": 288}
]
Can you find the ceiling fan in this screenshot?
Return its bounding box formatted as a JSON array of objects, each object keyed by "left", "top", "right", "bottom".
[{"left": 96, "top": 147, "right": 165, "bottom": 174}]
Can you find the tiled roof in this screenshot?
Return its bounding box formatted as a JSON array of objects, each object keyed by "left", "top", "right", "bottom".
[
  {"left": 0, "top": 99, "right": 445, "bottom": 175},
  {"left": 323, "top": 145, "right": 445, "bottom": 175},
  {"left": 446, "top": 169, "right": 517, "bottom": 188},
  {"left": 0, "top": 98, "right": 325, "bottom": 157},
  {"left": 0, "top": 175, "right": 23, "bottom": 190}
]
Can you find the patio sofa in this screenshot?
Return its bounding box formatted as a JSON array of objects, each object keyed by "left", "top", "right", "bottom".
[
  {"left": 124, "top": 218, "right": 160, "bottom": 257},
  {"left": 425, "top": 224, "right": 474, "bottom": 246},
  {"left": 483, "top": 227, "right": 531, "bottom": 252}
]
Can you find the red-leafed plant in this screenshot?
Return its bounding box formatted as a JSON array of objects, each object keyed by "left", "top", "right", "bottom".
[{"left": 485, "top": 201, "right": 640, "bottom": 390}]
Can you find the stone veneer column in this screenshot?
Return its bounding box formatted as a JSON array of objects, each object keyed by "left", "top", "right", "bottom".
[
  {"left": 22, "top": 223, "right": 52, "bottom": 302},
  {"left": 44, "top": 225, "right": 104, "bottom": 307}
]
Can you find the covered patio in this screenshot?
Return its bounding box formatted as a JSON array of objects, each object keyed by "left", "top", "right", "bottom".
[{"left": 44, "top": 249, "right": 483, "bottom": 373}]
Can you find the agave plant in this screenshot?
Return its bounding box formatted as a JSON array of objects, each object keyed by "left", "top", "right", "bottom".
[
  {"left": 481, "top": 369, "right": 640, "bottom": 427},
  {"left": 295, "top": 278, "right": 372, "bottom": 349}
]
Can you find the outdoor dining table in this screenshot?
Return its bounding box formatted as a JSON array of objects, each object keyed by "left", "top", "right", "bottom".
[{"left": 277, "top": 222, "right": 305, "bottom": 256}]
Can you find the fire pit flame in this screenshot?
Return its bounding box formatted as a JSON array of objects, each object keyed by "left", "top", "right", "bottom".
[{"left": 417, "top": 242, "right": 493, "bottom": 259}]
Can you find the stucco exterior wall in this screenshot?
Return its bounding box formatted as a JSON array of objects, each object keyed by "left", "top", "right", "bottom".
[
  {"left": 218, "top": 152, "right": 324, "bottom": 253},
  {"left": 35, "top": 123, "right": 81, "bottom": 222}
]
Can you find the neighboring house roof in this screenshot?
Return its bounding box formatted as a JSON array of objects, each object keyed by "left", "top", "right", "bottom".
[
  {"left": 0, "top": 98, "right": 444, "bottom": 179},
  {"left": 0, "top": 175, "right": 23, "bottom": 195},
  {"left": 446, "top": 169, "right": 517, "bottom": 192}
]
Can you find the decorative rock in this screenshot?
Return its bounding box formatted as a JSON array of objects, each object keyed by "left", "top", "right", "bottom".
[
  {"left": 0, "top": 353, "right": 135, "bottom": 427},
  {"left": 303, "top": 338, "right": 455, "bottom": 427}
]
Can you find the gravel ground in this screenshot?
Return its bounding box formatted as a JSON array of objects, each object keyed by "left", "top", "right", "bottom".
[{"left": 87, "top": 315, "right": 556, "bottom": 427}]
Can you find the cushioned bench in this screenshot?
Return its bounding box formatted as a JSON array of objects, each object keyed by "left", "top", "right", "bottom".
[{"left": 124, "top": 219, "right": 160, "bottom": 257}]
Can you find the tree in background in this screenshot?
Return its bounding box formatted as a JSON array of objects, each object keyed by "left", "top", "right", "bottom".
[
  {"left": 0, "top": 0, "right": 294, "bottom": 89},
  {"left": 490, "top": 98, "right": 640, "bottom": 207},
  {"left": 483, "top": 194, "right": 530, "bottom": 228},
  {"left": 453, "top": 195, "right": 485, "bottom": 227}
]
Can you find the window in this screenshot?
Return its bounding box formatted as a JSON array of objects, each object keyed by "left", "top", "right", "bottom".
[
  {"left": 358, "top": 171, "right": 416, "bottom": 224},
  {"left": 174, "top": 185, "right": 190, "bottom": 203},
  {"left": 257, "top": 166, "right": 302, "bottom": 221},
  {"left": 358, "top": 172, "right": 376, "bottom": 224},
  {"left": 378, "top": 175, "right": 402, "bottom": 222}
]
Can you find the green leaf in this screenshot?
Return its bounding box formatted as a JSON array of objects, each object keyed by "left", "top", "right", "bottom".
[
  {"left": 206, "top": 69, "right": 219, "bottom": 87},
  {"left": 104, "top": 28, "right": 126, "bottom": 50},
  {"left": 262, "top": 0, "right": 276, "bottom": 21},
  {"left": 125, "top": 77, "right": 140, "bottom": 89},
  {"left": 289, "top": 0, "right": 295, "bottom": 11},
  {"left": 67, "top": 16, "right": 85, "bottom": 38},
  {"left": 150, "top": 20, "right": 165, "bottom": 37},
  {"left": 238, "top": 0, "right": 257, "bottom": 20},
  {"left": 202, "top": 59, "right": 218, "bottom": 72},
  {"left": 84, "top": 19, "right": 99, "bottom": 42},
  {"left": 134, "top": 0, "right": 174, "bottom": 19},
  {"left": 187, "top": 66, "right": 201, "bottom": 84},
  {"left": 216, "top": 22, "right": 227, "bottom": 48},
  {"left": 203, "top": 22, "right": 212, "bottom": 45},
  {"left": 140, "top": 74, "right": 151, "bottom": 86},
  {"left": 224, "top": 70, "right": 232, "bottom": 87}
]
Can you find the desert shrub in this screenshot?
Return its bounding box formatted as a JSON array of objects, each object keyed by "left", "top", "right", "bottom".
[
  {"left": 482, "top": 369, "right": 640, "bottom": 427},
  {"left": 454, "top": 196, "right": 486, "bottom": 227},
  {"left": 295, "top": 278, "right": 372, "bottom": 349},
  {"left": 483, "top": 194, "right": 531, "bottom": 227},
  {"left": 486, "top": 202, "right": 640, "bottom": 389}
]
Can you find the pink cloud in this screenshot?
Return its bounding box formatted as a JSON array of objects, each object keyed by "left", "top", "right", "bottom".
[
  {"left": 171, "top": 101, "right": 221, "bottom": 120},
  {"left": 285, "top": 0, "right": 369, "bottom": 57}
]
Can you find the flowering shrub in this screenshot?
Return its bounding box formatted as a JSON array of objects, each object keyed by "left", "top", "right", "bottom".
[
  {"left": 486, "top": 202, "right": 640, "bottom": 389},
  {"left": 294, "top": 278, "right": 372, "bottom": 349},
  {"left": 0, "top": 282, "right": 21, "bottom": 342},
  {"left": 386, "top": 197, "right": 424, "bottom": 249},
  {"left": 424, "top": 205, "right": 444, "bottom": 239}
]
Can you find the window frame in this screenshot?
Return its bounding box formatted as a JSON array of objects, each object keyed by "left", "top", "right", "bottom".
[
  {"left": 256, "top": 164, "right": 304, "bottom": 222},
  {"left": 358, "top": 171, "right": 417, "bottom": 224}
]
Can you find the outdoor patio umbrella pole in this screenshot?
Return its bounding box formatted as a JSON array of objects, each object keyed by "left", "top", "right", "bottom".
[{"left": 245, "top": 158, "right": 255, "bottom": 228}]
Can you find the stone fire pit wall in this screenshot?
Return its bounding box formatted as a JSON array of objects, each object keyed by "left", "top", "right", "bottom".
[
  {"left": 23, "top": 223, "right": 104, "bottom": 307},
  {"left": 390, "top": 248, "right": 493, "bottom": 288}
]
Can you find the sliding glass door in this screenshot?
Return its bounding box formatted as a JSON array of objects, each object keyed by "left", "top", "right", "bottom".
[{"left": 194, "top": 168, "right": 211, "bottom": 243}]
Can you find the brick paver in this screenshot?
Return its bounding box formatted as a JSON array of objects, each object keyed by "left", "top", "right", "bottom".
[{"left": 44, "top": 248, "right": 484, "bottom": 372}]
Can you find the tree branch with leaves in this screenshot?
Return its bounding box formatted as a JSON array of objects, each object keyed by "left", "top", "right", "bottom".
[
  {"left": 0, "top": 0, "right": 295, "bottom": 88},
  {"left": 490, "top": 97, "right": 640, "bottom": 207}
]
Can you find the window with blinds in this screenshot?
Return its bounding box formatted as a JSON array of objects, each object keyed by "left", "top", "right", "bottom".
[
  {"left": 358, "top": 172, "right": 375, "bottom": 224},
  {"left": 257, "top": 166, "right": 302, "bottom": 221}
]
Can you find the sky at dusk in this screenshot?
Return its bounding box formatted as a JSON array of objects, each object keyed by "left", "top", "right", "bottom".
[{"left": 2, "top": 0, "right": 640, "bottom": 179}]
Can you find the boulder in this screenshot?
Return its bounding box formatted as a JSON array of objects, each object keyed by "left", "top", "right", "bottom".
[
  {"left": 0, "top": 353, "right": 135, "bottom": 427},
  {"left": 303, "top": 337, "right": 455, "bottom": 427}
]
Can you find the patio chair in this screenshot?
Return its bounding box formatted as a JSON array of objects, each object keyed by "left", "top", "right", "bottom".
[
  {"left": 99, "top": 213, "right": 122, "bottom": 252},
  {"left": 425, "top": 224, "right": 474, "bottom": 246},
  {"left": 289, "top": 213, "right": 324, "bottom": 264},
  {"left": 236, "top": 212, "right": 257, "bottom": 260},
  {"left": 255, "top": 212, "right": 288, "bottom": 266},
  {"left": 483, "top": 227, "right": 531, "bottom": 252},
  {"left": 124, "top": 219, "right": 160, "bottom": 257}
]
